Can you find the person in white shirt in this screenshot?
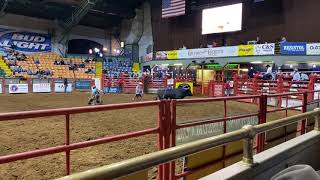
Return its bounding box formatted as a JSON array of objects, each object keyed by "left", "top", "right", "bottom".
[
  {"left": 291, "top": 69, "right": 301, "bottom": 81},
  {"left": 133, "top": 82, "right": 144, "bottom": 101},
  {"left": 263, "top": 65, "right": 273, "bottom": 80}
]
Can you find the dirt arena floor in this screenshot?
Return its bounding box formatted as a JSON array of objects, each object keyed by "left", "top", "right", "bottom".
[{"left": 0, "top": 92, "right": 300, "bottom": 180}]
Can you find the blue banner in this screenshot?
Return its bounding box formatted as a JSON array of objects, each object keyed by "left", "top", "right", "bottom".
[
  {"left": 0, "top": 28, "right": 51, "bottom": 53},
  {"left": 280, "top": 42, "right": 306, "bottom": 55},
  {"left": 75, "top": 80, "right": 91, "bottom": 90}
]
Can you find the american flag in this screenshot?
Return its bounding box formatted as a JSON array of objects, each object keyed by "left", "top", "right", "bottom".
[{"left": 162, "top": 0, "right": 186, "bottom": 18}]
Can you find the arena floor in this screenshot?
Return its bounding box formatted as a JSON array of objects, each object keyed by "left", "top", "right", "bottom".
[{"left": 0, "top": 92, "right": 299, "bottom": 180}]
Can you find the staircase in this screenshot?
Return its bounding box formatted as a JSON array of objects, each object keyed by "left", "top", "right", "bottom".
[
  {"left": 60, "top": 0, "right": 98, "bottom": 42},
  {"left": 95, "top": 61, "right": 102, "bottom": 78},
  {"left": 0, "top": 57, "right": 12, "bottom": 76}
]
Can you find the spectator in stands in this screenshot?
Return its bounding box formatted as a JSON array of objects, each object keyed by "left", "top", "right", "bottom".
[
  {"left": 91, "top": 67, "right": 95, "bottom": 73},
  {"left": 292, "top": 69, "right": 301, "bottom": 81},
  {"left": 301, "top": 73, "right": 309, "bottom": 81},
  {"left": 85, "top": 58, "right": 90, "bottom": 63},
  {"left": 27, "top": 69, "right": 33, "bottom": 76},
  {"left": 281, "top": 37, "right": 287, "bottom": 43},
  {"left": 263, "top": 65, "right": 273, "bottom": 80},
  {"left": 44, "top": 69, "right": 51, "bottom": 76},
  {"left": 60, "top": 60, "right": 65, "bottom": 65},
  {"left": 248, "top": 67, "right": 256, "bottom": 78},
  {"left": 256, "top": 36, "right": 261, "bottom": 44},
  {"left": 85, "top": 67, "right": 92, "bottom": 74},
  {"left": 64, "top": 78, "right": 68, "bottom": 93},
  {"left": 79, "top": 61, "right": 85, "bottom": 68},
  {"left": 181, "top": 44, "right": 187, "bottom": 50},
  {"left": 212, "top": 41, "right": 218, "bottom": 47},
  {"left": 54, "top": 60, "right": 59, "bottom": 65},
  {"left": 34, "top": 58, "right": 40, "bottom": 65}
]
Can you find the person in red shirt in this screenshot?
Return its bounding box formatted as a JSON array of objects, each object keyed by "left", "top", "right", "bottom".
[{"left": 224, "top": 80, "right": 232, "bottom": 96}]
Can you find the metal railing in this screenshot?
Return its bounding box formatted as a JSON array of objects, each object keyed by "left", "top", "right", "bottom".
[{"left": 57, "top": 108, "right": 320, "bottom": 180}]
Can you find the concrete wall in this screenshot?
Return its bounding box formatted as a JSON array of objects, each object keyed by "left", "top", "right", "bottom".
[
  {"left": 201, "top": 130, "right": 320, "bottom": 180},
  {"left": 138, "top": 0, "right": 154, "bottom": 58}
]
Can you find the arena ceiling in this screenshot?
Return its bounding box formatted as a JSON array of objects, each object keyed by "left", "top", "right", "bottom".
[{"left": 2, "top": 0, "right": 146, "bottom": 29}]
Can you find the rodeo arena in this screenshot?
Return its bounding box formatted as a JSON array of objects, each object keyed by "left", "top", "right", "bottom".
[{"left": 2, "top": 0, "right": 320, "bottom": 180}]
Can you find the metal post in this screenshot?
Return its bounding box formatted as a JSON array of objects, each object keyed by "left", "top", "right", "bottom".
[
  {"left": 257, "top": 95, "right": 267, "bottom": 153},
  {"left": 301, "top": 92, "right": 308, "bottom": 134},
  {"left": 65, "top": 114, "right": 71, "bottom": 175},
  {"left": 157, "top": 101, "right": 164, "bottom": 180},
  {"left": 314, "top": 108, "right": 320, "bottom": 131},
  {"left": 201, "top": 65, "right": 204, "bottom": 95},
  {"left": 171, "top": 100, "right": 177, "bottom": 180},
  {"left": 242, "top": 125, "right": 256, "bottom": 166}
]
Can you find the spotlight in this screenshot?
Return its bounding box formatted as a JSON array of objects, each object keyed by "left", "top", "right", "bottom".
[
  {"left": 89, "top": 49, "right": 93, "bottom": 54},
  {"left": 103, "top": 47, "right": 108, "bottom": 52},
  {"left": 99, "top": 53, "right": 103, "bottom": 57},
  {"left": 120, "top": 42, "right": 125, "bottom": 48},
  {"left": 313, "top": 64, "right": 317, "bottom": 68}
]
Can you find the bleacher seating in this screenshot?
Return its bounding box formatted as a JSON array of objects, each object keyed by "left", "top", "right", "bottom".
[
  {"left": 103, "top": 59, "right": 133, "bottom": 78},
  {"left": 4, "top": 52, "right": 96, "bottom": 79}
]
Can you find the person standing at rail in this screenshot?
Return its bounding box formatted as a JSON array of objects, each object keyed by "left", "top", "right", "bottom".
[
  {"left": 63, "top": 78, "right": 68, "bottom": 93},
  {"left": 133, "top": 82, "right": 144, "bottom": 101}
]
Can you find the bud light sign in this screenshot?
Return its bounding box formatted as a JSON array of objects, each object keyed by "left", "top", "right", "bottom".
[
  {"left": 280, "top": 42, "right": 306, "bottom": 55},
  {"left": 0, "top": 28, "right": 51, "bottom": 53}
]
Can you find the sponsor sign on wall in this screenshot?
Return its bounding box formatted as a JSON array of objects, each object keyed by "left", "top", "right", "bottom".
[
  {"left": 0, "top": 28, "right": 51, "bottom": 53},
  {"left": 33, "top": 83, "right": 51, "bottom": 93},
  {"left": 307, "top": 43, "right": 320, "bottom": 55},
  {"left": 238, "top": 45, "right": 254, "bottom": 56},
  {"left": 166, "top": 50, "right": 178, "bottom": 59},
  {"left": 175, "top": 82, "right": 194, "bottom": 94},
  {"left": 0, "top": 83, "right": 2, "bottom": 93},
  {"left": 254, "top": 43, "right": 275, "bottom": 55},
  {"left": 9, "top": 84, "right": 28, "bottom": 93},
  {"left": 280, "top": 42, "right": 306, "bottom": 55},
  {"left": 75, "top": 80, "right": 92, "bottom": 90},
  {"left": 178, "top": 46, "right": 238, "bottom": 59},
  {"left": 54, "top": 83, "right": 73, "bottom": 93}
]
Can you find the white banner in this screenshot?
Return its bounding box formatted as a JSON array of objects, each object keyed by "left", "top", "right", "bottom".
[
  {"left": 9, "top": 84, "right": 28, "bottom": 94},
  {"left": 0, "top": 84, "right": 2, "bottom": 94},
  {"left": 254, "top": 43, "right": 275, "bottom": 55},
  {"left": 54, "top": 83, "right": 73, "bottom": 93},
  {"left": 178, "top": 46, "right": 238, "bottom": 59},
  {"left": 92, "top": 78, "right": 101, "bottom": 90},
  {"left": 33, "top": 83, "right": 51, "bottom": 93},
  {"left": 307, "top": 43, "right": 320, "bottom": 55}
]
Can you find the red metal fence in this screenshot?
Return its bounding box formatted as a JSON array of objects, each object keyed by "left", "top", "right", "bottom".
[{"left": 1, "top": 91, "right": 320, "bottom": 179}]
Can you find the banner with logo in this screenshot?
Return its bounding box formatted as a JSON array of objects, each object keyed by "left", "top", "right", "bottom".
[
  {"left": 33, "top": 83, "right": 51, "bottom": 93},
  {"left": 0, "top": 28, "right": 51, "bottom": 53},
  {"left": 238, "top": 45, "right": 254, "bottom": 56},
  {"left": 155, "top": 51, "right": 167, "bottom": 60},
  {"left": 307, "top": 43, "right": 320, "bottom": 55},
  {"left": 175, "top": 82, "right": 194, "bottom": 94},
  {"left": 54, "top": 83, "right": 73, "bottom": 93},
  {"left": 254, "top": 43, "right": 275, "bottom": 55},
  {"left": 75, "top": 80, "right": 92, "bottom": 90},
  {"left": 166, "top": 50, "right": 178, "bottom": 59},
  {"left": 9, "top": 84, "right": 28, "bottom": 93},
  {"left": 178, "top": 46, "right": 238, "bottom": 59},
  {"left": 280, "top": 42, "right": 306, "bottom": 55}
]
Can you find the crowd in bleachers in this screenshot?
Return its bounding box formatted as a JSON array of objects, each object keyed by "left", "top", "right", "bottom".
[
  {"left": 1, "top": 48, "right": 96, "bottom": 79},
  {"left": 103, "top": 59, "right": 135, "bottom": 78}
]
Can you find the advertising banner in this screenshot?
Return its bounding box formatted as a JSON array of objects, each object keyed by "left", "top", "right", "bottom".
[
  {"left": 307, "top": 43, "right": 320, "bottom": 55},
  {"left": 54, "top": 83, "right": 73, "bottom": 93},
  {"left": 238, "top": 45, "right": 254, "bottom": 56},
  {"left": 280, "top": 42, "right": 306, "bottom": 55},
  {"left": 75, "top": 80, "right": 91, "bottom": 90},
  {"left": 178, "top": 46, "right": 238, "bottom": 59},
  {"left": 0, "top": 27, "right": 51, "bottom": 53},
  {"left": 33, "top": 83, "right": 51, "bottom": 93},
  {"left": 166, "top": 50, "right": 178, "bottom": 59},
  {"left": 0, "top": 84, "right": 2, "bottom": 93},
  {"left": 254, "top": 43, "right": 275, "bottom": 55},
  {"left": 155, "top": 51, "right": 167, "bottom": 60},
  {"left": 9, "top": 84, "right": 28, "bottom": 93}
]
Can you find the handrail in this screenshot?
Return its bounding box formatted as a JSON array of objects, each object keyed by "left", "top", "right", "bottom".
[{"left": 56, "top": 108, "right": 320, "bottom": 180}]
